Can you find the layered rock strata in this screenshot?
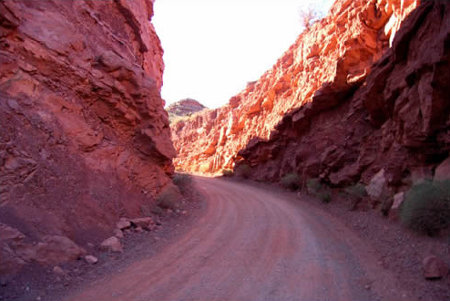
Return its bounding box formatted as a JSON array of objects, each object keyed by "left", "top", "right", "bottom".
[
  {"left": 172, "top": 0, "right": 420, "bottom": 174},
  {"left": 0, "top": 0, "right": 174, "bottom": 276}
]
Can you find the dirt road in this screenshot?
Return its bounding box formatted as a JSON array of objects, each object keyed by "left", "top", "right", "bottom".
[{"left": 65, "top": 177, "right": 413, "bottom": 301}]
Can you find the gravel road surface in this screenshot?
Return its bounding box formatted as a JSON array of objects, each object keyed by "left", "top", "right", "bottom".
[{"left": 65, "top": 177, "right": 413, "bottom": 301}]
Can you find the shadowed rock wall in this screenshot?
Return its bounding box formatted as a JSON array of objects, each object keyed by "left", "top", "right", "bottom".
[{"left": 0, "top": 0, "right": 174, "bottom": 276}]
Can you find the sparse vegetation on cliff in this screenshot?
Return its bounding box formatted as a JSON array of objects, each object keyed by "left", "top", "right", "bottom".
[{"left": 298, "top": 5, "right": 321, "bottom": 29}]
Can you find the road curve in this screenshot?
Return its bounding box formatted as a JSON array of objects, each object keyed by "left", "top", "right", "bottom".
[{"left": 65, "top": 177, "right": 412, "bottom": 301}]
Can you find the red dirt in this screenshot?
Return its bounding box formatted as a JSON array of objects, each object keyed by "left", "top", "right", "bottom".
[
  {"left": 46, "top": 177, "right": 450, "bottom": 301},
  {"left": 3, "top": 177, "right": 448, "bottom": 301},
  {"left": 0, "top": 182, "right": 204, "bottom": 301}
]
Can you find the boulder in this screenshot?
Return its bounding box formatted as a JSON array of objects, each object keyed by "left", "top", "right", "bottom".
[
  {"left": 116, "top": 218, "right": 131, "bottom": 230},
  {"left": 130, "top": 217, "right": 155, "bottom": 231},
  {"left": 100, "top": 237, "right": 123, "bottom": 253},
  {"left": 423, "top": 256, "right": 448, "bottom": 280},
  {"left": 34, "top": 236, "right": 86, "bottom": 265},
  {"left": 53, "top": 266, "right": 66, "bottom": 276},
  {"left": 134, "top": 226, "right": 144, "bottom": 233},
  {"left": 389, "top": 192, "right": 405, "bottom": 220},
  {"left": 434, "top": 157, "right": 450, "bottom": 181},
  {"left": 84, "top": 255, "right": 98, "bottom": 264},
  {"left": 114, "top": 229, "right": 124, "bottom": 239},
  {"left": 0, "top": 223, "right": 25, "bottom": 241},
  {"left": 0, "top": 244, "right": 26, "bottom": 277},
  {"left": 366, "top": 169, "right": 388, "bottom": 203},
  {"left": 0, "top": 224, "right": 28, "bottom": 276}
]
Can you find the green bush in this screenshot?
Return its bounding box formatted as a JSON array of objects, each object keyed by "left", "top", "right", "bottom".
[
  {"left": 236, "top": 164, "right": 251, "bottom": 179},
  {"left": 306, "top": 178, "right": 322, "bottom": 195},
  {"left": 318, "top": 191, "right": 331, "bottom": 203},
  {"left": 400, "top": 180, "right": 450, "bottom": 236},
  {"left": 173, "top": 173, "right": 192, "bottom": 193},
  {"left": 344, "top": 183, "right": 368, "bottom": 210},
  {"left": 280, "top": 173, "right": 300, "bottom": 190},
  {"left": 156, "top": 186, "right": 180, "bottom": 210},
  {"left": 222, "top": 169, "right": 234, "bottom": 177},
  {"left": 307, "top": 178, "right": 332, "bottom": 203},
  {"left": 344, "top": 183, "right": 367, "bottom": 199}
]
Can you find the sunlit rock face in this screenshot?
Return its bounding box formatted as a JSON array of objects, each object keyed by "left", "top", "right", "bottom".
[
  {"left": 171, "top": 0, "right": 420, "bottom": 175},
  {"left": 238, "top": 0, "right": 450, "bottom": 187},
  {"left": 0, "top": 0, "right": 174, "bottom": 274}
]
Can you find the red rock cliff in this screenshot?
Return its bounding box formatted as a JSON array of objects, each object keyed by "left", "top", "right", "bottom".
[
  {"left": 238, "top": 0, "right": 449, "bottom": 188},
  {"left": 172, "top": 0, "right": 420, "bottom": 174},
  {"left": 0, "top": 0, "right": 174, "bottom": 275}
]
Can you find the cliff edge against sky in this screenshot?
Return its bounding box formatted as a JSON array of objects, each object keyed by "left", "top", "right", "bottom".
[{"left": 171, "top": 0, "right": 422, "bottom": 175}]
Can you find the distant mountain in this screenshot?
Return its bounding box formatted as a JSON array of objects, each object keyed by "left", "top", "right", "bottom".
[{"left": 166, "top": 98, "right": 207, "bottom": 123}]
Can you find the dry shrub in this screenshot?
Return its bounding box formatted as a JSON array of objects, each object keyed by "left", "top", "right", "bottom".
[
  {"left": 400, "top": 180, "right": 450, "bottom": 236},
  {"left": 156, "top": 186, "right": 181, "bottom": 210},
  {"left": 344, "top": 183, "right": 367, "bottom": 199},
  {"left": 344, "top": 183, "right": 368, "bottom": 210},
  {"left": 298, "top": 5, "right": 320, "bottom": 29},
  {"left": 307, "top": 178, "right": 332, "bottom": 203},
  {"left": 222, "top": 169, "right": 234, "bottom": 177},
  {"left": 280, "top": 173, "right": 300, "bottom": 191},
  {"left": 306, "top": 178, "right": 321, "bottom": 194},
  {"left": 173, "top": 173, "right": 192, "bottom": 194},
  {"left": 235, "top": 164, "right": 251, "bottom": 179}
]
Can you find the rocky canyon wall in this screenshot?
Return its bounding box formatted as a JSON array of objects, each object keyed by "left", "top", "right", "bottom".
[
  {"left": 0, "top": 0, "right": 174, "bottom": 276},
  {"left": 172, "top": 0, "right": 421, "bottom": 174},
  {"left": 238, "top": 0, "right": 449, "bottom": 188}
]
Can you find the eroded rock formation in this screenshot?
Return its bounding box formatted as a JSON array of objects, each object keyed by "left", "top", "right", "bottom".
[
  {"left": 0, "top": 0, "right": 174, "bottom": 276},
  {"left": 237, "top": 0, "right": 449, "bottom": 188},
  {"left": 172, "top": 0, "right": 421, "bottom": 174}
]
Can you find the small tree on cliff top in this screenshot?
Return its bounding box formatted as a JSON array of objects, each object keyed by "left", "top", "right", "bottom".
[{"left": 298, "top": 5, "right": 321, "bottom": 29}]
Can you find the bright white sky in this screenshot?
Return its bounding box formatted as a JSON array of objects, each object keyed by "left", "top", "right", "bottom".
[{"left": 153, "top": 0, "right": 334, "bottom": 108}]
